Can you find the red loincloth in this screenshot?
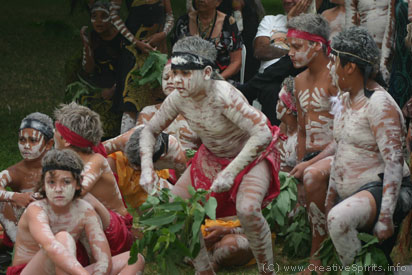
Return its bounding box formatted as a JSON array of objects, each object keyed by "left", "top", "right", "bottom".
[
  {"left": 1, "top": 230, "right": 13, "bottom": 248},
  {"left": 105, "top": 210, "right": 133, "bottom": 256},
  {"left": 6, "top": 263, "right": 27, "bottom": 275},
  {"left": 190, "top": 125, "right": 281, "bottom": 218}
]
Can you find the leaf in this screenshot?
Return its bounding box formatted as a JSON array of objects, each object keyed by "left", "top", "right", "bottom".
[
  {"left": 204, "top": 196, "right": 217, "bottom": 220},
  {"left": 140, "top": 213, "right": 176, "bottom": 226},
  {"left": 187, "top": 185, "right": 196, "bottom": 197},
  {"left": 138, "top": 53, "right": 157, "bottom": 77},
  {"left": 271, "top": 206, "right": 284, "bottom": 227},
  {"left": 364, "top": 252, "right": 372, "bottom": 267},
  {"left": 168, "top": 220, "right": 185, "bottom": 233},
  {"left": 192, "top": 208, "right": 205, "bottom": 240},
  {"left": 146, "top": 196, "right": 160, "bottom": 206},
  {"left": 128, "top": 241, "right": 139, "bottom": 264},
  {"left": 157, "top": 202, "right": 184, "bottom": 212}
]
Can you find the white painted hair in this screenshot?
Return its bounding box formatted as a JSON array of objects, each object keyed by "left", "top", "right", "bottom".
[
  {"left": 172, "top": 36, "right": 218, "bottom": 65},
  {"left": 54, "top": 102, "right": 104, "bottom": 150}
]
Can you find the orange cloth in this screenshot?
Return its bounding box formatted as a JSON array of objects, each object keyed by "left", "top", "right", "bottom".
[{"left": 109, "top": 152, "right": 169, "bottom": 208}]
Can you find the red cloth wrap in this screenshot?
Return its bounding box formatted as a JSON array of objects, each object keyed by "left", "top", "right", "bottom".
[
  {"left": 104, "top": 210, "right": 133, "bottom": 256},
  {"left": 75, "top": 240, "right": 90, "bottom": 266},
  {"left": 190, "top": 125, "right": 281, "bottom": 218},
  {"left": 287, "top": 28, "right": 331, "bottom": 55},
  {"left": 55, "top": 122, "right": 107, "bottom": 158},
  {"left": 280, "top": 92, "right": 297, "bottom": 112},
  {"left": 6, "top": 263, "right": 27, "bottom": 275}
]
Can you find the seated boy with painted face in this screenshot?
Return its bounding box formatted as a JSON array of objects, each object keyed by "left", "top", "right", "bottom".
[
  {"left": 103, "top": 125, "right": 186, "bottom": 208},
  {"left": 53, "top": 102, "right": 133, "bottom": 256},
  {"left": 8, "top": 149, "right": 145, "bottom": 275},
  {"left": 0, "top": 113, "right": 54, "bottom": 248}
]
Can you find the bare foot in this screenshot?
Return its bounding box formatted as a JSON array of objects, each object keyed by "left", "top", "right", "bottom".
[{"left": 119, "top": 253, "right": 145, "bottom": 275}]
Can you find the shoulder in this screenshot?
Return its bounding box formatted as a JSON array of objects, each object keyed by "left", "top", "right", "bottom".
[
  {"left": 26, "top": 200, "right": 47, "bottom": 217},
  {"left": 368, "top": 89, "right": 401, "bottom": 113},
  {"left": 215, "top": 81, "right": 248, "bottom": 104}
]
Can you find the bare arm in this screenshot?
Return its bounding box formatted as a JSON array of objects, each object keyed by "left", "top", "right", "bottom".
[
  {"left": 220, "top": 49, "right": 242, "bottom": 80},
  {"left": 0, "top": 169, "right": 35, "bottom": 207},
  {"left": 369, "top": 94, "right": 405, "bottom": 240},
  {"left": 84, "top": 207, "right": 112, "bottom": 274},
  {"left": 80, "top": 26, "right": 94, "bottom": 74},
  {"left": 253, "top": 36, "right": 288, "bottom": 61},
  {"left": 295, "top": 84, "right": 307, "bottom": 162},
  {"left": 80, "top": 156, "right": 106, "bottom": 195},
  {"left": 379, "top": 0, "right": 396, "bottom": 81},
  {"left": 154, "top": 134, "right": 187, "bottom": 176},
  {"left": 103, "top": 126, "right": 137, "bottom": 154},
  {"left": 27, "top": 205, "right": 88, "bottom": 275},
  {"left": 140, "top": 94, "right": 179, "bottom": 193}
]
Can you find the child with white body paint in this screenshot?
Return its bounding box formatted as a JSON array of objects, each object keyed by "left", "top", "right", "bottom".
[
  {"left": 53, "top": 102, "right": 133, "bottom": 256},
  {"left": 286, "top": 14, "right": 337, "bottom": 274},
  {"left": 345, "top": 0, "right": 396, "bottom": 83},
  {"left": 7, "top": 149, "right": 145, "bottom": 275},
  {"left": 324, "top": 26, "right": 412, "bottom": 267},
  {"left": 139, "top": 36, "right": 281, "bottom": 275},
  {"left": 0, "top": 113, "right": 54, "bottom": 247}
]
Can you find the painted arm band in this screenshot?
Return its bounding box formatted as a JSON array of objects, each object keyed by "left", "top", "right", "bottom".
[
  {"left": 162, "top": 12, "right": 174, "bottom": 36},
  {"left": 109, "top": 2, "right": 136, "bottom": 45}
]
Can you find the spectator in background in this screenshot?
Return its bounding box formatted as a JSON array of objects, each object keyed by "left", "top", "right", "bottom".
[{"left": 174, "top": 0, "right": 243, "bottom": 81}]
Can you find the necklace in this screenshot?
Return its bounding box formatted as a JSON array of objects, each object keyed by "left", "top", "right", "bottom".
[{"left": 196, "top": 11, "right": 217, "bottom": 40}]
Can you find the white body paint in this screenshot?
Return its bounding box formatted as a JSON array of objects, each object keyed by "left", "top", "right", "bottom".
[
  {"left": 308, "top": 202, "right": 326, "bottom": 236},
  {"left": 279, "top": 132, "right": 297, "bottom": 170},
  {"left": 45, "top": 183, "right": 76, "bottom": 207}
]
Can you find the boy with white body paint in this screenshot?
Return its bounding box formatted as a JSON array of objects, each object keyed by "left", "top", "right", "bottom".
[
  {"left": 140, "top": 36, "right": 281, "bottom": 275},
  {"left": 53, "top": 102, "right": 133, "bottom": 256},
  {"left": 8, "top": 149, "right": 145, "bottom": 275},
  {"left": 0, "top": 113, "right": 54, "bottom": 246},
  {"left": 286, "top": 14, "right": 337, "bottom": 274},
  {"left": 345, "top": 0, "right": 395, "bottom": 83},
  {"left": 324, "top": 26, "right": 412, "bottom": 266}
]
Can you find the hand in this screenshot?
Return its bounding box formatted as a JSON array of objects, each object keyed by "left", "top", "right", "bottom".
[
  {"left": 140, "top": 169, "right": 159, "bottom": 195},
  {"left": 143, "top": 32, "right": 166, "bottom": 48},
  {"left": 101, "top": 87, "right": 115, "bottom": 100},
  {"left": 290, "top": 161, "right": 309, "bottom": 181},
  {"left": 12, "top": 192, "right": 36, "bottom": 207},
  {"left": 211, "top": 170, "right": 236, "bottom": 193},
  {"left": 204, "top": 226, "right": 228, "bottom": 247},
  {"left": 287, "top": 0, "right": 311, "bottom": 20},
  {"left": 80, "top": 26, "right": 89, "bottom": 45},
  {"left": 134, "top": 40, "right": 155, "bottom": 54},
  {"left": 373, "top": 217, "right": 394, "bottom": 242}
]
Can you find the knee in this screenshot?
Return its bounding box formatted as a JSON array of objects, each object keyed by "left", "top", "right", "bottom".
[
  {"left": 303, "top": 167, "right": 326, "bottom": 194},
  {"left": 327, "top": 207, "right": 348, "bottom": 239},
  {"left": 236, "top": 201, "right": 261, "bottom": 222},
  {"left": 55, "top": 231, "right": 76, "bottom": 253}
]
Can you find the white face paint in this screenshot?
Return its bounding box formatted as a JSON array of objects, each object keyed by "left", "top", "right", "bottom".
[
  {"left": 172, "top": 69, "right": 205, "bottom": 98},
  {"left": 18, "top": 128, "right": 47, "bottom": 160},
  {"left": 45, "top": 170, "right": 77, "bottom": 207},
  {"left": 162, "top": 63, "right": 174, "bottom": 96},
  {"left": 288, "top": 38, "right": 318, "bottom": 68}
]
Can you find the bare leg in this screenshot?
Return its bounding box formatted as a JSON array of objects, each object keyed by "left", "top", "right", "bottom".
[
  {"left": 171, "top": 166, "right": 215, "bottom": 275},
  {"left": 210, "top": 234, "right": 253, "bottom": 270},
  {"left": 21, "top": 231, "right": 77, "bottom": 275},
  {"left": 327, "top": 191, "right": 376, "bottom": 266},
  {"left": 236, "top": 160, "right": 274, "bottom": 275},
  {"left": 300, "top": 156, "right": 332, "bottom": 274}
]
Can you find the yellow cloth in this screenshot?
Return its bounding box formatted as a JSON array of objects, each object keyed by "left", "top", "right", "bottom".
[{"left": 109, "top": 151, "right": 169, "bottom": 208}]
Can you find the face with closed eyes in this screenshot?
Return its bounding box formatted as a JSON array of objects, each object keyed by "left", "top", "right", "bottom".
[
  {"left": 288, "top": 37, "right": 318, "bottom": 68},
  {"left": 44, "top": 170, "right": 79, "bottom": 207},
  {"left": 18, "top": 128, "right": 47, "bottom": 160},
  {"left": 172, "top": 69, "right": 205, "bottom": 98}
]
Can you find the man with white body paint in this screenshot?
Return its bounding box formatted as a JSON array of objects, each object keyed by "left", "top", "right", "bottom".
[
  {"left": 53, "top": 102, "right": 133, "bottom": 256},
  {"left": 286, "top": 14, "right": 337, "bottom": 274},
  {"left": 8, "top": 149, "right": 145, "bottom": 275},
  {"left": 345, "top": 0, "right": 396, "bottom": 84},
  {"left": 324, "top": 26, "right": 412, "bottom": 267},
  {"left": 0, "top": 113, "right": 54, "bottom": 248},
  {"left": 139, "top": 36, "right": 281, "bottom": 274}
]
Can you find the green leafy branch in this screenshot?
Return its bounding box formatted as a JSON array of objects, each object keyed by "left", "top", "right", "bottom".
[
  {"left": 129, "top": 187, "right": 217, "bottom": 275},
  {"left": 131, "top": 51, "right": 168, "bottom": 88},
  {"left": 316, "top": 233, "right": 392, "bottom": 275}
]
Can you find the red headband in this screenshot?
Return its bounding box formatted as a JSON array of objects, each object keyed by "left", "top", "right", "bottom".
[
  {"left": 55, "top": 122, "right": 107, "bottom": 158},
  {"left": 280, "top": 92, "right": 297, "bottom": 112},
  {"left": 287, "top": 28, "right": 331, "bottom": 55}
]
